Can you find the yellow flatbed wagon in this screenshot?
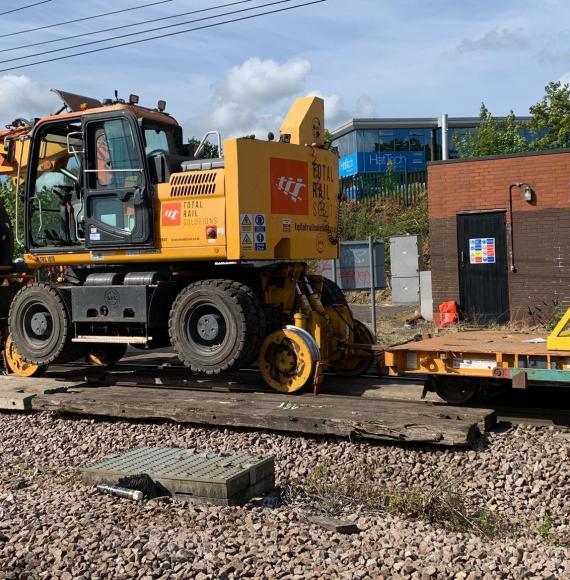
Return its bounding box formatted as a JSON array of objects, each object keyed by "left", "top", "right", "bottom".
[{"left": 384, "top": 330, "right": 570, "bottom": 404}]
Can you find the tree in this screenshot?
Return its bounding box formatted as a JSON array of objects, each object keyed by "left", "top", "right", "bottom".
[
  {"left": 187, "top": 137, "right": 219, "bottom": 159},
  {"left": 454, "top": 104, "right": 529, "bottom": 158},
  {"left": 529, "top": 81, "right": 570, "bottom": 150}
]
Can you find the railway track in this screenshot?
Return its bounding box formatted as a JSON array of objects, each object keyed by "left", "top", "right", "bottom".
[{"left": 42, "top": 358, "right": 570, "bottom": 429}]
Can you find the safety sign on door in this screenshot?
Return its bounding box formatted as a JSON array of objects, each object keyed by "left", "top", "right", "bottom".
[{"left": 469, "top": 238, "right": 495, "bottom": 264}]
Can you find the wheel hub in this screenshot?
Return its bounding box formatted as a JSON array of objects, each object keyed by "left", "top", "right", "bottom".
[
  {"left": 275, "top": 344, "right": 297, "bottom": 374},
  {"left": 30, "top": 312, "right": 50, "bottom": 337},
  {"left": 196, "top": 314, "right": 223, "bottom": 341}
]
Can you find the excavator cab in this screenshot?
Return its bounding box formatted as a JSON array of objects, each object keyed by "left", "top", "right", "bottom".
[{"left": 25, "top": 110, "right": 155, "bottom": 253}]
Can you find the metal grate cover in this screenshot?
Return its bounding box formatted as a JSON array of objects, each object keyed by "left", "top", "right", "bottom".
[{"left": 80, "top": 447, "right": 275, "bottom": 505}]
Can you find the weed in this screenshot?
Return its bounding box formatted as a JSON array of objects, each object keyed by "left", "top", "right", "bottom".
[
  {"left": 538, "top": 517, "right": 554, "bottom": 540},
  {"left": 299, "top": 463, "right": 511, "bottom": 537}
]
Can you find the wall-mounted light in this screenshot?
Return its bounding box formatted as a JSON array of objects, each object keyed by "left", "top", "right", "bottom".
[
  {"left": 507, "top": 182, "right": 535, "bottom": 273},
  {"left": 523, "top": 185, "right": 533, "bottom": 202}
]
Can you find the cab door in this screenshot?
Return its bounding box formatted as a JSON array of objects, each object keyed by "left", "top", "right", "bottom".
[{"left": 83, "top": 113, "right": 153, "bottom": 248}]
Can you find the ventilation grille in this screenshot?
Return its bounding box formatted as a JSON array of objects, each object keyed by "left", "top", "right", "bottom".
[{"left": 170, "top": 172, "right": 217, "bottom": 197}]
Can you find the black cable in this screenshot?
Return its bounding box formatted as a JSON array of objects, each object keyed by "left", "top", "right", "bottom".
[
  {"left": 0, "top": 0, "right": 52, "bottom": 17},
  {"left": 2, "top": 0, "right": 258, "bottom": 54},
  {"left": 0, "top": 0, "right": 176, "bottom": 39},
  {"left": 0, "top": 0, "right": 325, "bottom": 71},
  {"left": 0, "top": 0, "right": 295, "bottom": 65}
]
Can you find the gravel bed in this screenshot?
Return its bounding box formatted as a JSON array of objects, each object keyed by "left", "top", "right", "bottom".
[{"left": 0, "top": 411, "right": 568, "bottom": 578}]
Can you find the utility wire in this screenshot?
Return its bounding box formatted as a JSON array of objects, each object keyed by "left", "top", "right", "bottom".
[
  {"left": 0, "top": 0, "right": 175, "bottom": 39},
  {"left": 0, "top": 0, "right": 299, "bottom": 65},
  {"left": 2, "top": 0, "right": 258, "bottom": 54},
  {"left": 0, "top": 0, "right": 52, "bottom": 17},
  {"left": 0, "top": 0, "right": 325, "bottom": 73}
]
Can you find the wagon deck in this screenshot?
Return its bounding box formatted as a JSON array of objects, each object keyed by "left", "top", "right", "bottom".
[{"left": 385, "top": 330, "right": 570, "bottom": 384}]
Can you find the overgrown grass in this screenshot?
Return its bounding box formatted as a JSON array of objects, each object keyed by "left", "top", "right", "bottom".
[
  {"left": 296, "top": 462, "right": 511, "bottom": 537},
  {"left": 339, "top": 192, "right": 430, "bottom": 269}
]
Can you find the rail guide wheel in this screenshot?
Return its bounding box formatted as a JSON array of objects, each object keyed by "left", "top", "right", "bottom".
[
  {"left": 3, "top": 335, "right": 45, "bottom": 377},
  {"left": 334, "top": 319, "right": 376, "bottom": 377},
  {"left": 260, "top": 326, "right": 320, "bottom": 393},
  {"left": 87, "top": 344, "right": 128, "bottom": 367}
]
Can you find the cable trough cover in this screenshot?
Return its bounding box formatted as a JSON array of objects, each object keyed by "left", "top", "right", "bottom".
[{"left": 80, "top": 447, "right": 275, "bottom": 506}]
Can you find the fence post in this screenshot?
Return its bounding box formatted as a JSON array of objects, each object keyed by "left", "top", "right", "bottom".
[{"left": 369, "top": 236, "right": 377, "bottom": 339}]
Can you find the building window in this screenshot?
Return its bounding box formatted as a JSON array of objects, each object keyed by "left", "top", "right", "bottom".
[{"left": 376, "top": 130, "right": 395, "bottom": 151}]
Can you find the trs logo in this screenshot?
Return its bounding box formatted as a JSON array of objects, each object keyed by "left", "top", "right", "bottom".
[
  {"left": 275, "top": 175, "right": 306, "bottom": 203},
  {"left": 162, "top": 202, "right": 182, "bottom": 226},
  {"left": 270, "top": 158, "right": 309, "bottom": 215}
]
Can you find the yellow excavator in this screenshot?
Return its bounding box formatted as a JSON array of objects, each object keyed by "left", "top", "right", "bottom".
[{"left": 0, "top": 89, "right": 374, "bottom": 392}]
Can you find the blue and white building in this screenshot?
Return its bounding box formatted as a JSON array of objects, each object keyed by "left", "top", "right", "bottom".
[{"left": 331, "top": 116, "right": 534, "bottom": 179}]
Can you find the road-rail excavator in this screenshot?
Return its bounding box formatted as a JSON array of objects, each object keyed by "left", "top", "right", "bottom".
[{"left": 0, "top": 90, "right": 374, "bottom": 392}]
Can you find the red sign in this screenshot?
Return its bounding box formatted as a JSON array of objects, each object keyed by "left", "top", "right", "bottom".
[
  {"left": 162, "top": 202, "right": 181, "bottom": 226},
  {"left": 270, "top": 158, "right": 309, "bottom": 215}
]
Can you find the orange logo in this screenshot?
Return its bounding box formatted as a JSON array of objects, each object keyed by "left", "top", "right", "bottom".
[
  {"left": 270, "top": 158, "right": 309, "bottom": 215},
  {"left": 162, "top": 202, "right": 181, "bottom": 226}
]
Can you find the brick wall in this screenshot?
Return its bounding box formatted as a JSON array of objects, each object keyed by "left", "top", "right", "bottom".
[{"left": 428, "top": 149, "right": 570, "bottom": 322}]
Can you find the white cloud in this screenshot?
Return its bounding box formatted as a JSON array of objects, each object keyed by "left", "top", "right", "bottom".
[
  {"left": 458, "top": 28, "right": 529, "bottom": 53},
  {"left": 308, "top": 91, "right": 377, "bottom": 128},
  {"left": 0, "top": 75, "right": 58, "bottom": 121},
  {"left": 187, "top": 57, "right": 377, "bottom": 140},
  {"left": 188, "top": 57, "right": 312, "bottom": 139},
  {"left": 220, "top": 57, "right": 311, "bottom": 107},
  {"left": 354, "top": 95, "right": 377, "bottom": 118}
]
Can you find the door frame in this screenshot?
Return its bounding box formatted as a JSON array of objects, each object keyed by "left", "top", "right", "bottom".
[{"left": 456, "top": 209, "right": 510, "bottom": 324}]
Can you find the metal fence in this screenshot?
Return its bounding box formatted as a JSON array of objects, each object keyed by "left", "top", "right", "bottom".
[{"left": 340, "top": 170, "right": 427, "bottom": 205}]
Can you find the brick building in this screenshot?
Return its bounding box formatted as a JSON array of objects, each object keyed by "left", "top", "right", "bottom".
[{"left": 428, "top": 149, "right": 570, "bottom": 324}]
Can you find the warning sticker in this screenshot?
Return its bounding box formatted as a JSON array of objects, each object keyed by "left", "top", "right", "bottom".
[
  {"left": 282, "top": 219, "right": 291, "bottom": 233},
  {"left": 254, "top": 214, "right": 266, "bottom": 227},
  {"left": 241, "top": 232, "right": 253, "bottom": 250},
  {"left": 240, "top": 214, "right": 253, "bottom": 232},
  {"left": 469, "top": 238, "right": 496, "bottom": 264},
  {"left": 255, "top": 232, "right": 266, "bottom": 245},
  {"left": 255, "top": 243, "right": 266, "bottom": 252}
]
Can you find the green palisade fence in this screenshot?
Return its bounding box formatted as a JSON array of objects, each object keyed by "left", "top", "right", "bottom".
[{"left": 340, "top": 171, "right": 427, "bottom": 205}]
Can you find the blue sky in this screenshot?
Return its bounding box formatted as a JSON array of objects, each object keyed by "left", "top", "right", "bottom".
[{"left": 1, "top": 0, "right": 569, "bottom": 137}]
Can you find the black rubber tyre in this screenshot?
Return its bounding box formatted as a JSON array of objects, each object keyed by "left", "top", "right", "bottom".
[
  {"left": 169, "top": 279, "right": 265, "bottom": 375},
  {"left": 8, "top": 283, "right": 72, "bottom": 365},
  {"left": 309, "top": 276, "right": 347, "bottom": 307},
  {"left": 432, "top": 376, "right": 480, "bottom": 405}
]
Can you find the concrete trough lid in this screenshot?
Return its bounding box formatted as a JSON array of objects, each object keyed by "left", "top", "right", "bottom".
[{"left": 80, "top": 447, "right": 275, "bottom": 506}]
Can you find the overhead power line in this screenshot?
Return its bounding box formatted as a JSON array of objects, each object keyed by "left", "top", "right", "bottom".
[
  {"left": 0, "top": 0, "right": 175, "bottom": 39},
  {"left": 0, "top": 0, "right": 305, "bottom": 66},
  {"left": 2, "top": 0, "right": 258, "bottom": 54},
  {"left": 0, "top": 0, "right": 52, "bottom": 17},
  {"left": 0, "top": 0, "right": 325, "bottom": 73}
]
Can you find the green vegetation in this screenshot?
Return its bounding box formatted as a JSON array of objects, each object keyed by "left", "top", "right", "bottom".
[
  {"left": 529, "top": 81, "right": 570, "bottom": 150},
  {"left": 303, "top": 462, "right": 509, "bottom": 537},
  {"left": 538, "top": 516, "right": 554, "bottom": 540},
  {"left": 339, "top": 192, "right": 430, "bottom": 267},
  {"left": 454, "top": 104, "right": 529, "bottom": 158},
  {"left": 187, "top": 136, "right": 219, "bottom": 159},
  {"left": 455, "top": 80, "right": 570, "bottom": 158}
]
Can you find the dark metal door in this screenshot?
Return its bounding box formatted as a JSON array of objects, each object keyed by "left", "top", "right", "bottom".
[{"left": 457, "top": 211, "right": 509, "bottom": 324}]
